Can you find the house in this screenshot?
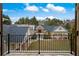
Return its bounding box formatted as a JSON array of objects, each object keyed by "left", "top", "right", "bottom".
[{"left": 35, "top": 25, "right": 68, "bottom": 40}]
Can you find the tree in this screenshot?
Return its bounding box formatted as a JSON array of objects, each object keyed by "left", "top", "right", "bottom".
[
  {"left": 3, "top": 19, "right": 12, "bottom": 25},
  {"left": 44, "top": 18, "right": 63, "bottom": 26},
  {"left": 3, "top": 14, "right": 10, "bottom": 19},
  {"left": 18, "top": 17, "right": 25, "bottom": 24},
  {"left": 15, "top": 17, "right": 30, "bottom": 24},
  {"left": 64, "top": 23, "right": 71, "bottom": 31},
  {"left": 30, "top": 16, "right": 38, "bottom": 25},
  {"left": 24, "top": 17, "right": 30, "bottom": 24},
  {"left": 3, "top": 14, "right": 12, "bottom": 25},
  {"left": 14, "top": 16, "right": 64, "bottom": 26}
]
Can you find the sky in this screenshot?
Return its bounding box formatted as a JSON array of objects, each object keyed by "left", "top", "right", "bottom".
[{"left": 2, "top": 3, "right": 75, "bottom": 23}]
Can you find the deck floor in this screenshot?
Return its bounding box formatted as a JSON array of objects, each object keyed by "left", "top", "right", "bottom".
[{"left": 5, "top": 52, "right": 73, "bottom": 56}]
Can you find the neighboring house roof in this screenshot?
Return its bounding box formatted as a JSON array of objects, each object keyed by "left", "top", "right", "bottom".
[
  {"left": 53, "top": 26, "right": 68, "bottom": 32},
  {"left": 3, "top": 25, "right": 29, "bottom": 35},
  {"left": 35, "top": 25, "right": 68, "bottom": 32},
  {"left": 3, "top": 25, "right": 10, "bottom": 34},
  {"left": 9, "top": 26, "right": 28, "bottom": 35},
  {"left": 3, "top": 25, "right": 29, "bottom": 43},
  {"left": 43, "top": 25, "right": 56, "bottom": 32}
]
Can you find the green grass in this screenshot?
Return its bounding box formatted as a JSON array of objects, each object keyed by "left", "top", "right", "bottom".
[{"left": 27, "top": 39, "right": 70, "bottom": 51}]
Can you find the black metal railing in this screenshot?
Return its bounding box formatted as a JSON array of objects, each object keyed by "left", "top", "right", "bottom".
[
  {"left": 2, "top": 34, "right": 8, "bottom": 55},
  {"left": 69, "top": 33, "right": 77, "bottom": 56},
  {"left": 1, "top": 33, "right": 76, "bottom": 55}
]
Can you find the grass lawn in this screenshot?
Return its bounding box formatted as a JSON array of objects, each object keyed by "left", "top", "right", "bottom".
[{"left": 27, "top": 39, "right": 70, "bottom": 51}]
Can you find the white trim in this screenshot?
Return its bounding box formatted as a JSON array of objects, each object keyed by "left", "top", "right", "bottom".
[{"left": 53, "top": 26, "right": 68, "bottom": 32}]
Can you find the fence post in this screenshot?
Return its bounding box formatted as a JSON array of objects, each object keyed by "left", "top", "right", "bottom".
[
  {"left": 7, "top": 34, "right": 10, "bottom": 54},
  {"left": 70, "top": 33, "right": 72, "bottom": 54},
  {"left": 74, "top": 31, "right": 77, "bottom": 56},
  {"left": 74, "top": 3, "right": 77, "bottom": 56},
  {"left": 0, "top": 3, "right": 3, "bottom": 56},
  {"left": 38, "top": 34, "right": 40, "bottom": 54},
  {"left": 0, "top": 32, "right": 3, "bottom": 56}
]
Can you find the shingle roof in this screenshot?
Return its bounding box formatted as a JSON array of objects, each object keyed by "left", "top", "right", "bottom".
[
  {"left": 42, "top": 25, "right": 57, "bottom": 32},
  {"left": 10, "top": 26, "right": 28, "bottom": 35},
  {"left": 3, "top": 25, "right": 10, "bottom": 34},
  {"left": 35, "top": 25, "right": 68, "bottom": 32},
  {"left": 3, "top": 25, "right": 28, "bottom": 35},
  {"left": 3, "top": 25, "right": 29, "bottom": 43}
]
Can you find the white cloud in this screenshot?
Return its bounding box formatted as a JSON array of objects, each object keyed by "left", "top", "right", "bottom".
[
  {"left": 3, "top": 9, "right": 15, "bottom": 12},
  {"left": 40, "top": 7, "right": 49, "bottom": 12},
  {"left": 36, "top": 17, "right": 46, "bottom": 20},
  {"left": 36, "top": 16, "right": 55, "bottom": 20},
  {"left": 24, "top": 4, "right": 39, "bottom": 12},
  {"left": 46, "top": 4, "right": 66, "bottom": 13},
  {"left": 3, "top": 9, "right": 8, "bottom": 12},
  {"left": 48, "top": 16, "right": 55, "bottom": 19}
]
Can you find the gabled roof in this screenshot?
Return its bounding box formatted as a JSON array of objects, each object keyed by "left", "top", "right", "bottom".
[
  {"left": 35, "top": 25, "right": 68, "bottom": 32},
  {"left": 53, "top": 26, "right": 68, "bottom": 32},
  {"left": 43, "top": 25, "right": 57, "bottom": 32}
]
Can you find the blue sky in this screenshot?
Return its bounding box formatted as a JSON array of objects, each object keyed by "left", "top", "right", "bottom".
[{"left": 2, "top": 3, "right": 75, "bottom": 23}]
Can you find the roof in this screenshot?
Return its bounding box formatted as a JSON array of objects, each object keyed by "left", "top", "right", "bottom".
[
  {"left": 3, "top": 25, "right": 29, "bottom": 35},
  {"left": 3, "top": 25, "right": 29, "bottom": 43},
  {"left": 43, "top": 25, "right": 58, "bottom": 32},
  {"left": 3, "top": 25, "right": 10, "bottom": 34},
  {"left": 35, "top": 25, "right": 68, "bottom": 32},
  {"left": 3, "top": 34, "right": 27, "bottom": 43}
]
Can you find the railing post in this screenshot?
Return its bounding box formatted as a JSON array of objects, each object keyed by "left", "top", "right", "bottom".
[
  {"left": 0, "top": 3, "right": 3, "bottom": 56},
  {"left": 7, "top": 34, "right": 10, "bottom": 54},
  {"left": 38, "top": 34, "right": 40, "bottom": 54},
  {"left": 74, "top": 31, "right": 77, "bottom": 56},
  {"left": 74, "top": 3, "right": 77, "bottom": 56},
  {"left": 0, "top": 32, "right": 3, "bottom": 56},
  {"left": 70, "top": 33, "right": 73, "bottom": 54}
]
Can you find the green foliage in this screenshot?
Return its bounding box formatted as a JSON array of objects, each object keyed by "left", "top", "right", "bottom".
[
  {"left": 15, "top": 16, "right": 38, "bottom": 25},
  {"left": 44, "top": 18, "right": 64, "bottom": 26},
  {"left": 64, "top": 23, "right": 71, "bottom": 31},
  {"left": 15, "top": 16, "right": 64, "bottom": 26},
  {"left": 3, "top": 14, "right": 12, "bottom": 25},
  {"left": 3, "top": 14, "right": 10, "bottom": 19},
  {"left": 3, "top": 19, "right": 11, "bottom": 25},
  {"left": 30, "top": 16, "right": 38, "bottom": 25},
  {"left": 15, "top": 17, "right": 30, "bottom": 24}
]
